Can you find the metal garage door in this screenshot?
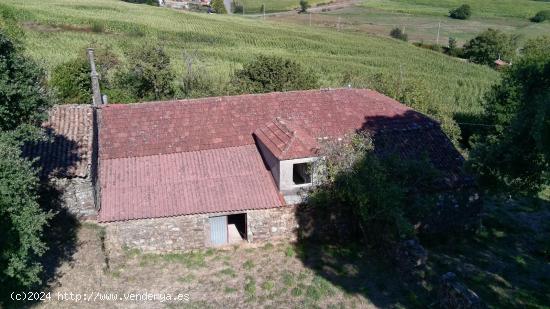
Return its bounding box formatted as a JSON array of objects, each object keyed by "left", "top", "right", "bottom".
[{"left": 209, "top": 216, "right": 227, "bottom": 246}]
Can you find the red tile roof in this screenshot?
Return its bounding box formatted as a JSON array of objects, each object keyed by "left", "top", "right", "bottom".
[
  {"left": 98, "top": 88, "right": 456, "bottom": 222},
  {"left": 99, "top": 88, "right": 429, "bottom": 160},
  {"left": 23, "top": 105, "right": 92, "bottom": 178},
  {"left": 98, "top": 145, "right": 282, "bottom": 222},
  {"left": 253, "top": 118, "right": 320, "bottom": 160}
]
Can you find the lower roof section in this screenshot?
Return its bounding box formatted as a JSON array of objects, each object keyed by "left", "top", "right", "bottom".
[{"left": 98, "top": 145, "right": 283, "bottom": 222}]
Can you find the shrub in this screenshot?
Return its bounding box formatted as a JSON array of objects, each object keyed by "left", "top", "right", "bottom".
[
  {"left": 449, "top": 4, "right": 471, "bottom": 20},
  {"left": 531, "top": 10, "right": 550, "bottom": 23},
  {"left": 50, "top": 58, "right": 91, "bottom": 104},
  {"left": 211, "top": 0, "right": 227, "bottom": 14},
  {"left": 114, "top": 44, "right": 174, "bottom": 101},
  {"left": 299, "top": 0, "right": 310, "bottom": 13},
  {"left": 231, "top": 55, "right": 319, "bottom": 94},
  {"left": 0, "top": 31, "right": 51, "bottom": 131},
  {"left": 390, "top": 27, "right": 408, "bottom": 41},
  {"left": 309, "top": 133, "right": 441, "bottom": 249},
  {"left": 0, "top": 131, "right": 52, "bottom": 294},
  {"left": 463, "top": 28, "right": 517, "bottom": 65}
]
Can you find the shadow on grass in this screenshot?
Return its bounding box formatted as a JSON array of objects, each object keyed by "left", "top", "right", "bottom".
[
  {"left": 426, "top": 197, "right": 550, "bottom": 308},
  {"left": 292, "top": 240, "right": 434, "bottom": 308}
]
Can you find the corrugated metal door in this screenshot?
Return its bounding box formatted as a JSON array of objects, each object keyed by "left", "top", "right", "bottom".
[{"left": 210, "top": 216, "right": 227, "bottom": 246}]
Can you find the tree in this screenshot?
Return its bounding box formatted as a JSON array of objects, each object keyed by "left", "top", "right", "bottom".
[
  {"left": 299, "top": 0, "right": 310, "bottom": 13},
  {"left": 211, "top": 0, "right": 227, "bottom": 14},
  {"left": 231, "top": 55, "right": 319, "bottom": 93},
  {"left": 114, "top": 44, "right": 174, "bottom": 101},
  {"left": 50, "top": 58, "right": 91, "bottom": 104},
  {"left": 463, "top": 28, "right": 517, "bottom": 65},
  {"left": 449, "top": 4, "right": 472, "bottom": 20},
  {"left": 469, "top": 36, "right": 550, "bottom": 194},
  {"left": 0, "top": 31, "right": 52, "bottom": 131},
  {"left": 0, "top": 129, "right": 51, "bottom": 294},
  {"left": 390, "top": 27, "right": 408, "bottom": 41}
]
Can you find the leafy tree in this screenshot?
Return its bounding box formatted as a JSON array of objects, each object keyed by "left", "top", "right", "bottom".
[
  {"left": 231, "top": 55, "right": 319, "bottom": 93},
  {"left": 299, "top": 0, "right": 310, "bottom": 13},
  {"left": 0, "top": 31, "right": 51, "bottom": 131},
  {"left": 531, "top": 10, "right": 550, "bottom": 23},
  {"left": 211, "top": 0, "right": 227, "bottom": 14},
  {"left": 50, "top": 58, "right": 91, "bottom": 104},
  {"left": 449, "top": 4, "right": 472, "bottom": 20},
  {"left": 469, "top": 36, "right": 550, "bottom": 194},
  {"left": 309, "top": 133, "right": 440, "bottom": 249},
  {"left": 463, "top": 28, "right": 517, "bottom": 65},
  {"left": 390, "top": 27, "right": 408, "bottom": 41},
  {"left": 114, "top": 44, "right": 174, "bottom": 101},
  {"left": 0, "top": 129, "right": 52, "bottom": 294}
]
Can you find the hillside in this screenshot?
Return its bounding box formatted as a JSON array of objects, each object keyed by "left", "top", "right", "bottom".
[{"left": 1, "top": 0, "right": 497, "bottom": 117}]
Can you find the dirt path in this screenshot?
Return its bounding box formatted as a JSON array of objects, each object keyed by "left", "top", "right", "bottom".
[{"left": 242, "top": 0, "right": 359, "bottom": 17}]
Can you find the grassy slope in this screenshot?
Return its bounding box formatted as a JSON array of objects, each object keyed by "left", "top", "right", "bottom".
[
  {"left": 359, "top": 0, "right": 550, "bottom": 19},
  {"left": 1, "top": 0, "right": 496, "bottom": 116}
]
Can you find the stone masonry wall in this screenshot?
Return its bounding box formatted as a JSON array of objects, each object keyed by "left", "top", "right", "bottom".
[
  {"left": 247, "top": 206, "right": 300, "bottom": 243},
  {"left": 105, "top": 214, "right": 210, "bottom": 252},
  {"left": 50, "top": 176, "right": 97, "bottom": 220},
  {"left": 105, "top": 206, "right": 301, "bottom": 252}
]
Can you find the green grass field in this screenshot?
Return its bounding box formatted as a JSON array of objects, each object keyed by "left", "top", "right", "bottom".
[
  {"left": 236, "top": 0, "right": 330, "bottom": 14},
  {"left": 1, "top": 0, "right": 497, "bottom": 118},
  {"left": 360, "top": 0, "right": 550, "bottom": 19},
  {"left": 268, "top": 0, "right": 550, "bottom": 46}
]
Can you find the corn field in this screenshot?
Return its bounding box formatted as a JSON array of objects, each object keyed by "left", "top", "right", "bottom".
[{"left": 1, "top": 0, "right": 498, "bottom": 117}]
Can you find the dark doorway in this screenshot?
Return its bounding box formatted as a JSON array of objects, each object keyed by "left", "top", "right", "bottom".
[{"left": 227, "top": 213, "right": 247, "bottom": 243}]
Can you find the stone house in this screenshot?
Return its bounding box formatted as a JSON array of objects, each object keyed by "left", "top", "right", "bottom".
[{"left": 28, "top": 88, "right": 474, "bottom": 252}]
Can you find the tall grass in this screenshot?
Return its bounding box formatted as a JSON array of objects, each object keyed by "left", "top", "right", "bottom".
[{"left": 2, "top": 0, "right": 498, "bottom": 117}]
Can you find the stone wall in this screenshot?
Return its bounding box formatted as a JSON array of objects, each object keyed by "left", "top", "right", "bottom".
[
  {"left": 104, "top": 206, "right": 301, "bottom": 252},
  {"left": 103, "top": 204, "right": 357, "bottom": 253},
  {"left": 247, "top": 206, "right": 300, "bottom": 243},
  {"left": 50, "top": 176, "right": 97, "bottom": 220},
  {"left": 105, "top": 214, "right": 210, "bottom": 252}
]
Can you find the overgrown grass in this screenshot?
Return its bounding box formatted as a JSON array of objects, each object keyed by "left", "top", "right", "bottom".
[{"left": 1, "top": 0, "right": 497, "bottom": 119}]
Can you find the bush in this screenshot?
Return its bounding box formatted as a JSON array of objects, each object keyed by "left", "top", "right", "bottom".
[
  {"left": 231, "top": 55, "right": 319, "bottom": 94},
  {"left": 0, "top": 31, "right": 51, "bottom": 131},
  {"left": 531, "top": 10, "right": 550, "bottom": 23},
  {"left": 390, "top": 27, "right": 408, "bottom": 41},
  {"left": 211, "top": 0, "right": 227, "bottom": 14},
  {"left": 114, "top": 44, "right": 174, "bottom": 101},
  {"left": 0, "top": 131, "right": 52, "bottom": 293},
  {"left": 463, "top": 28, "right": 517, "bottom": 65},
  {"left": 50, "top": 58, "right": 91, "bottom": 104},
  {"left": 309, "top": 133, "right": 440, "bottom": 249},
  {"left": 449, "top": 4, "right": 471, "bottom": 20},
  {"left": 299, "top": 0, "right": 310, "bottom": 13}
]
